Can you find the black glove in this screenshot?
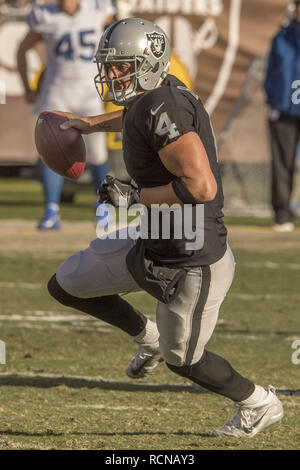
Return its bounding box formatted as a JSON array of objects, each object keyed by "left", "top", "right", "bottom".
[{"left": 98, "top": 175, "right": 140, "bottom": 208}]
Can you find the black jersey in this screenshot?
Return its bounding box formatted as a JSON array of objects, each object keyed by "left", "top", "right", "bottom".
[{"left": 122, "top": 74, "right": 227, "bottom": 267}]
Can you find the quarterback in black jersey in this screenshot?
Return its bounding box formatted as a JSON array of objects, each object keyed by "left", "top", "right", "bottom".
[
  {"left": 122, "top": 73, "right": 227, "bottom": 267},
  {"left": 48, "top": 18, "right": 283, "bottom": 437}
]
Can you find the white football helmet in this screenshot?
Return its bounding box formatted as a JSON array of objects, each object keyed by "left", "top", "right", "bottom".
[{"left": 94, "top": 17, "right": 170, "bottom": 105}]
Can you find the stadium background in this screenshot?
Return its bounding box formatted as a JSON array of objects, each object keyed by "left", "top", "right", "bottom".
[{"left": 0, "top": 0, "right": 300, "bottom": 216}]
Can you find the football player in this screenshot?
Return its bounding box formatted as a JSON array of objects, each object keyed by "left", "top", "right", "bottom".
[
  {"left": 17, "top": 0, "right": 115, "bottom": 229},
  {"left": 48, "top": 18, "right": 283, "bottom": 437}
]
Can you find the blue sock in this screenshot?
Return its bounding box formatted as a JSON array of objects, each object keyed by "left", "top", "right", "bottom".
[
  {"left": 41, "top": 161, "right": 64, "bottom": 206},
  {"left": 89, "top": 162, "right": 109, "bottom": 195}
]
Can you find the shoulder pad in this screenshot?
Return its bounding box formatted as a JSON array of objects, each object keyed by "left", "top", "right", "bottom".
[{"left": 28, "top": 4, "right": 60, "bottom": 29}]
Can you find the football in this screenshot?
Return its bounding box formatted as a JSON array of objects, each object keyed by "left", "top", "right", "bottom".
[{"left": 34, "top": 111, "right": 86, "bottom": 179}]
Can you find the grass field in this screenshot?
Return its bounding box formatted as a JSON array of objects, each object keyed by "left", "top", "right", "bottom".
[{"left": 0, "top": 178, "right": 299, "bottom": 451}]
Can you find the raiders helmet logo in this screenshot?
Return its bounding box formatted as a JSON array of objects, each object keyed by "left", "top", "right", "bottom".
[{"left": 146, "top": 32, "right": 166, "bottom": 58}]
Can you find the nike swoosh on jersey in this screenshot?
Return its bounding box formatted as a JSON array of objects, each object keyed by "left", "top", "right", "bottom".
[{"left": 150, "top": 102, "right": 165, "bottom": 115}]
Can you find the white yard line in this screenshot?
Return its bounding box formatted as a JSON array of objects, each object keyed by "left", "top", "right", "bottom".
[
  {"left": 0, "top": 282, "right": 43, "bottom": 289},
  {"left": 0, "top": 313, "right": 112, "bottom": 322},
  {"left": 0, "top": 251, "right": 74, "bottom": 260},
  {"left": 0, "top": 261, "right": 300, "bottom": 293},
  {"left": 0, "top": 322, "right": 112, "bottom": 333},
  {"left": 0, "top": 309, "right": 113, "bottom": 332},
  {"left": 1, "top": 281, "right": 300, "bottom": 303},
  {"left": 130, "top": 291, "right": 300, "bottom": 300},
  {"left": 66, "top": 404, "right": 171, "bottom": 411},
  {"left": 230, "top": 293, "right": 300, "bottom": 300},
  {"left": 243, "top": 261, "right": 300, "bottom": 270},
  {"left": 0, "top": 310, "right": 298, "bottom": 340}
]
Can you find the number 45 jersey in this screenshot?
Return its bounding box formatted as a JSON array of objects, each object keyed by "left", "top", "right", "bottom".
[
  {"left": 27, "top": 0, "right": 115, "bottom": 112},
  {"left": 122, "top": 74, "right": 227, "bottom": 267}
]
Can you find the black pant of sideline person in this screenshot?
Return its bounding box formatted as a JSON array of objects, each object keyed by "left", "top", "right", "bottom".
[{"left": 268, "top": 111, "right": 300, "bottom": 229}]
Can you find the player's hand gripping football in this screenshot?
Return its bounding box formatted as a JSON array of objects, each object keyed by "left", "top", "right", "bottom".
[
  {"left": 52, "top": 110, "right": 94, "bottom": 134},
  {"left": 98, "top": 175, "right": 140, "bottom": 208}
]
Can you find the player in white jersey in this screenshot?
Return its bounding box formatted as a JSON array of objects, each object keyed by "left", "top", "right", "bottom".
[{"left": 17, "top": 0, "right": 115, "bottom": 229}]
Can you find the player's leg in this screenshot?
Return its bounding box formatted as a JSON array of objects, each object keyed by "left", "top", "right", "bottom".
[
  {"left": 268, "top": 113, "right": 298, "bottom": 230},
  {"left": 82, "top": 130, "right": 110, "bottom": 221},
  {"left": 126, "top": 244, "right": 234, "bottom": 380},
  {"left": 89, "top": 162, "right": 109, "bottom": 192},
  {"left": 37, "top": 162, "right": 63, "bottom": 230},
  {"left": 156, "top": 246, "right": 283, "bottom": 437},
  {"left": 48, "top": 273, "right": 147, "bottom": 336},
  {"left": 83, "top": 132, "right": 109, "bottom": 184},
  {"left": 48, "top": 230, "right": 159, "bottom": 363},
  {"left": 125, "top": 309, "right": 162, "bottom": 379}
]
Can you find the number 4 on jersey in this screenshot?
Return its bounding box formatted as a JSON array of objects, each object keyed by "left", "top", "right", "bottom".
[{"left": 155, "top": 111, "right": 180, "bottom": 140}]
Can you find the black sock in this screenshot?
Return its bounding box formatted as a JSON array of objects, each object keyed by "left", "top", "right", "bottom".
[
  {"left": 167, "top": 349, "right": 255, "bottom": 402},
  {"left": 47, "top": 274, "right": 147, "bottom": 336}
]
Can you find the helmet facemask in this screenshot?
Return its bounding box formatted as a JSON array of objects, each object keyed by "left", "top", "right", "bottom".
[
  {"left": 94, "top": 53, "right": 159, "bottom": 105},
  {"left": 94, "top": 18, "right": 171, "bottom": 106},
  {"left": 94, "top": 51, "right": 150, "bottom": 105}
]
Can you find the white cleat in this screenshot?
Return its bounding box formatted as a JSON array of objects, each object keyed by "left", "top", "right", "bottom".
[
  {"left": 211, "top": 385, "right": 283, "bottom": 438},
  {"left": 272, "top": 222, "right": 295, "bottom": 233},
  {"left": 126, "top": 341, "right": 163, "bottom": 379}
]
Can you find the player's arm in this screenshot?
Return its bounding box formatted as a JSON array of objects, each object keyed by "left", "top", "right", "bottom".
[
  {"left": 56, "top": 110, "right": 123, "bottom": 134},
  {"left": 139, "top": 131, "right": 217, "bottom": 206},
  {"left": 87, "top": 110, "right": 123, "bottom": 132},
  {"left": 16, "top": 30, "right": 43, "bottom": 102}
]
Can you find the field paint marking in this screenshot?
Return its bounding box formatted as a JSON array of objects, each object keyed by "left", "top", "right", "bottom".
[
  {"left": 0, "top": 310, "right": 111, "bottom": 320},
  {"left": 24, "top": 310, "right": 84, "bottom": 316},
  {"left": 0, "top": 309, "right": 114, "bottom": 332},
  {"left": 0, "top": 313, "right": 111, "bottom": 322},
  {"left": 0, "top": 310, "right": 113, "bottom": 323},
  {"left": 243, "top": 261, "right": 300, "bottom": 270},
  {"left": 0, "top": 262, "right": 300, "bottom": 291},
  {"left": 130, "top": 291, "right": 300, "bottom": 301},
  {"left": 214, "top": 333, "right": 272, "bottom": 341},
  {"left": 0, "top": 311, "right": 298, "bottom": 340},
  {"left": 0, "top": 323, "right": 112, "bottom": 333},
  {"left": 0, "top": 282, "right": 43, "bottom": 289},
  {"left": 0, "top": 314, "right": 101, "bottom": 322},
  {"left": 0, "top": 309, "right": 155, "bottom": 322},
  {"left": 0, "top": 372, "right": 298, "bottom": 396},
  {"left": 67, "top": 404, "right": 171, "bottom": 412},
  {"left": 230, "top": 293, "right": 300, "bottom": 300},
  {"left": 1, "top": 279, "right": 300, "bottom": 303},
  {"left": 1, "top": 322, "right": 292, "bottom": 341},
  {"left": 0, "top": 311, "right": 232, "bottom": 329},
  {"left": 0, "top": 251, "right": 73, "bottom": 260}
]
